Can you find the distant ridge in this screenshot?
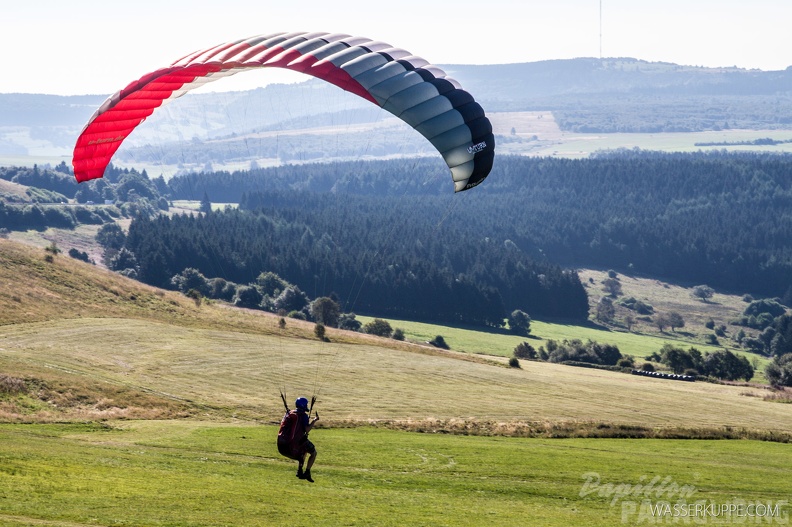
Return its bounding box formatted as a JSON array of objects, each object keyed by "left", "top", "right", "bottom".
[{"left": 2, "top": 58, "right": 792, "bottom": 159}]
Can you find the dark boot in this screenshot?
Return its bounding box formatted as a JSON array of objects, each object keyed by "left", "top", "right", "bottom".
[
  {"left": 303, "top": 469, "right": 314, "bottom": 483},
  {"left": 296, "top": 467, "right": 304, "bottom": 479}
]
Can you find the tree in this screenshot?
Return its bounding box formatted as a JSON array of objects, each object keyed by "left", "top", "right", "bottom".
[
  {"left": 654, "top": 313, "right": 670, "bottom": 332},
  {"left": 208, "top": 277, "right": 236, "bottom": 301},
  {"left": 171, "top": 268, "right": 210, "bottom": 297},
  {"left": 507, "top": 309, "right": 531, "bottom": 336},
  {"left": 691, "top": 285, "right": 715, "bottom": 302},
  {"left": 601, "top": 277, "right": 622, "bottom": 297},
  {"left": 659, "top": 344, "right": 693, "bottom": 374},
  {"left": 233, "top": 285, "right": 263, "bottom": 309},
  {"left": 364, "top": 318, "right": 392, "bottom": 338},
  {"left": 199, "top": 192, "right": 212, "bottom": 214},
  {"left": 108, "top": 247, "right": 138, "bottom": 273},
  {"left": 765, "top": 354, "right": 792, "bottom": 387},
  {"left": 95, "top": 223, "right": 126, "bottom": 250},
  {"left": 274, "top": 286, "right": 308, "bottom": 314},
  {"left": 339, "top": 313, "right": 362, "bottom": 332},
  {"left": 310, "top": 297, "right": 341, "bottom": 327},
  {"left": 392, "top": 328, "right": 405, "bottom": 341},
  {"left": 595, "top": 297, "right": 615, "bottom": 323},
  {"left": 704, "top": 350, "right": 754, "bottom": 381},
  {"left": 513, "top": 342, "right": 537, "bottom": 359},
  {"left": 256, "top": 271, "right": 289, "bottom": 297},
  {"left": 624, "top": 314, "right": 636, "bottom": 331},
  {"left": 667, "top": 311, "right": 685, "bottom": 332}
]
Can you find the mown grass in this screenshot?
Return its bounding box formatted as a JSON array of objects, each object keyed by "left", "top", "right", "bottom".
[
  {"left": 1, "top": 238, "right": 789, "bottom": 432},
  {"left": 0, "top": 421, "right": 789, "bottom": 527},
  {"left": 4, "top": 316, "right": 792, "bottom": 434}
]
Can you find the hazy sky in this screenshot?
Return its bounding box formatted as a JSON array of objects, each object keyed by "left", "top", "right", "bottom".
[{"left": 4, "top": 0, "right": 791, "bottom": 95}]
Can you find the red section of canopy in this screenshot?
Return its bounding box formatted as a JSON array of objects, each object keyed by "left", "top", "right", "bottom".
[{"left": 73, "top": 37, "right": 377, "bottom": 182}]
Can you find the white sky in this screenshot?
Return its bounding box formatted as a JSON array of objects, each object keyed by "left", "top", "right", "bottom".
[{"left": 4, "top": 0, "right": 791, "bottom": 95}]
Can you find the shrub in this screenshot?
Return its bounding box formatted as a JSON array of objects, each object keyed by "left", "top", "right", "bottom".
[
  {"left": 640, "top": 362, "right": 655, "bottom": 372},
  {"left": 546, "top": 339, "right": 622, "bottom": 366},
  {"left": 44, "top": 242, "right": 61, "bottom": 255},
  {"left": 364, "top": 318, "right": 392, "bottom": 338},
  {"left": 618, "top": 296, "right": 654, "bottom": 315},
  {"left": 0, "top": 374, "right": 27, "bottom": 394},
  {"left": 287, "top": 310, "right": 306, "bottom": 320},
  {"left": 744, "top": 299, "right": 786, "bottom": 319},
  {"left": 513, "top": 342, "right": 537, "bottom": 359},
  {"left": 392, "top": 328, "right": 405, "bottom": 341},
  {"left": 338, "top": 313, "right": 362, "bottom": 332},
  {"left": 508, "top": 357, "right": 521, "bottom": 368},
  {"left": 314, "top": 323, "right": 326, "bottom": 341},
  {"left": 429, "top": 335, "right": 449, "bottom": 349},
  {"left": 616, "top": 357, "right": 635, "bottom": 369},
  {"left": 68, "top": 248, "right": 92, "bottom": 263},
  {"left": 185, "top": 288, "right": 203, "bottom": 306}
]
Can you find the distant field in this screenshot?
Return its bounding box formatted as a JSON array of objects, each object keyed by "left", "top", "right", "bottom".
[
  {"left": 0, "top": 421, "right": 789, "bottom": 527},
  {"left": 357, "top": 314, "right": 727, "bottom": 359},
  {"left": 7, "top": 120, "right": 792, "bottom": 174}
]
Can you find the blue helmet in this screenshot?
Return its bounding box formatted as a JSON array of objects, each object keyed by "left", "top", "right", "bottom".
[{"left": 295, "top": 397, "right": 309, "bottom": 410}]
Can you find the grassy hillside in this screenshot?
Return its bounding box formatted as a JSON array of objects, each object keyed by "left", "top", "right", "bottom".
[
  {"left": 1, "top": 238, "right": 789, "bottom": 436},
  {"left": 2, "top": 240, "right": 791, "bottom": 527}
]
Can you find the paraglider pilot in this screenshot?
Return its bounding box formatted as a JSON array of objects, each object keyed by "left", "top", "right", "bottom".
[{"left": 277, "top": 396, "right": 319, "bottom": 482}]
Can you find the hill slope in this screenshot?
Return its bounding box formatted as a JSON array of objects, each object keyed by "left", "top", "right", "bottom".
[{"left": 1, "top": 239, "right": 790, "bottom": 436}]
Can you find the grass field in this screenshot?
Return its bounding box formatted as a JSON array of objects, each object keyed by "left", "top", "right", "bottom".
[
  {"left": 0, "top": 421, "right": 789, "bottom": 527},
  {"left": 2, "top": 239, "right": 792, "bottom": 526}
]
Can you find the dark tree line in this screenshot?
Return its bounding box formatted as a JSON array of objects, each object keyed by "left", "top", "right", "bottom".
[
  {"left": 166, "top": 151, "right": 792, "bottom": 300},
  {"left": 121, "top": 194, "right": 589, "bottom": 325}
]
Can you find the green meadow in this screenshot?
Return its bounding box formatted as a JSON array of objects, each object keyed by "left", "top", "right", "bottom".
[{"left": 0, "top": 422, "right": 790, "bottom": 527}]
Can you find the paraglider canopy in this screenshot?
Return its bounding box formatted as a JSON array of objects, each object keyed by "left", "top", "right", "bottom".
[{"left": 72, "top": 31, "right": 494, "bottom": 192}]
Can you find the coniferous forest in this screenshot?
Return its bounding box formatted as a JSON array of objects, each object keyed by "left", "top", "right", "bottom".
[
  {"left": 123, "top": 194, "right": 590, "bottom": 324},
  {"left": 4, "top": 150, "right": 792, "bottom": 324},
  {"left": 162, "top": 151, "right": 792, "bottom": 303}
]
